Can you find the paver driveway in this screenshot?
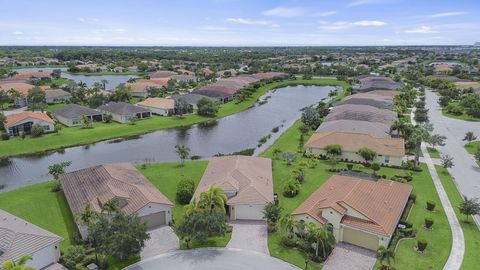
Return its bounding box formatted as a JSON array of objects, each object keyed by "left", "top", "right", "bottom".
[
  {"left": 322, "top": 243, "right": 376, "bottom": 270},
  {"left": 141, "top": 226, "right": 179, "bottom": 259},
  {"left": 226, "top": 220, "right": 269, "bottom": 254}
]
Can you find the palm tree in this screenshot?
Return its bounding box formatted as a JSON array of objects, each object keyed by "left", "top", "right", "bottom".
[
  {"left": 184, "top": 199, "right": 198, "bottom": 217},
  {"left": 2, "top": 255, "right": 35, "bottom": 270},
  {"left": 197, "top": 186, "right": 227, "bottom": 213},
  {"left": 175, "top": 144, "right": 190, "bottom": 166},
  {"left": 279, "top": 214, "right": 299, "bottom": 237},
  {"left": 101, "top": 198, "right": 119, "bottom": 214},
  {"left": 409, "top": 126, "right": 430, "bottom": 167},
  {"left": 101, "top": 79, "right": 109, "bottom": 90},
  {"left": 80, "top": 114, "right": 92, "bottom": 129},
  {"left": 377, "top": 246, "right": 395, "bottom": 269},
  {"left": 306, "top": 223, "right": 336, "bottom": 259},
  {"left": 390, "top": 119, "right": 406, "bottom": 137},
  {"left": 76, "top": 205, "right": 97, "bottom": 226}
]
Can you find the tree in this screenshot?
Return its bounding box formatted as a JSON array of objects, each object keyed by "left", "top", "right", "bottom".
[
  {"left": 176, "top": 178, "right": 195, "bottom": 204},
  {"left": 377, "top": 246, "right": 395, "bottom": 270},
  {"left": 27, "top": 86, "right": 46, "bottom": 112},
  {"left": 409, "top": 125, "right": 430, "bottom": 167},
  {"left": 463, "top": 131, "right": 477, "bottom": 142},
  {"left": 427, "top": 134, "right": 446, "bottom": 149},
  {"left": 0, "top": 113, "right": 6, "bottom": 130},
  {"left": 175, "top": 97, "right": 190, "bottom": 116},
  {"left": 301, "top": 107, "right": 320, "bottom": 128},
  {"left": 324, "top": 144, "right": 342, "bottom": 156},
  {"left": 110, "top": 86, "right": 132, "bottom": 102},
  {"left": 197, "top": 187, "right": 227, "bottom": 213},
  {"left": 292, "top": 166, "right": 306, "bottom": 182},
  {"left": 80, "top": 114, "right": 92, "bottom": 129},
  {"left": 48, "top": 161, "right": 72, "bottom": 181},
  {"left": 282, "top": 152, "right": 296, "bottom": 166},
  {"left": 61, "top": 245, "right": 87, "bottom": 270},
  {"left": 103, "top": 114, "right": 113, "bottom": 123},
  {"left": 146, "top": 86, "right": 163, "bottom": 97},
  {"left": 305, "top": 223, "right": 336, "bottom": 259},
  {"left": 282, "top": 179, "right": 300, "bottom": 198},
  {"left": 0, "top": 90, "right": 10, "bottom": 111},
  {"left": 197, "top": 98, "right": 218, "bottom": 117},
  {"left": 2, "top": 255, "right": 35, "bottom": 270},
  {"left": 441, "top": 155, "right": 454, "bottom": 169},
  {"left": 175, "top": 144, "right": 190, "bottom": 165},
  {"left": 326, "top": 154, "right": 339, "bottom": 171},
  {"left": 101, "top": 79, "right": 109, "bottom": 90},
  {"left": 371, "top": 162, "right": 381, "bottom": 176},
  {"left": 357, "top": 147, "right": 377, "bottom": 164},
  {"left": 298, "top": 124, "right": 310, "bottom": 135},
  {"left": 51, "top": 69, "right": 62, "bottom": 79},
  {"left": 279, "top": 214, "right": 299, "bottom": 237},
  {"left": 77, "top": 205, "right": 100, "bottom": 264},
  {"left": 263, "top": 202, "right": 282, "bottom": 224},
  {"left": 30, "top": 124, "right": 44, "bottom": 137},
  {"left": 101, "top": 198, "right": 120, "bottom": 214},
  {"left": 128, "top": 115, "right": 138, "bottom": 125},
  {"left": 459, "top": 196, "right": 480, "bottom": 222}
]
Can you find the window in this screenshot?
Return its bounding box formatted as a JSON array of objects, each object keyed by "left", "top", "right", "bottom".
[
  {"left": 385, "top": 155, "right": 390, "bottom": 163},
  {"left": 43, "top": 125, "right": 50, "bottom": 131}
]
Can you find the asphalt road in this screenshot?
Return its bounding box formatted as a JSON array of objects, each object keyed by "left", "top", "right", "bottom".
[
  {"left": 124, "top": 248, "right": 299, "bottom": 270},
  {"left": 425, "top": 90, "right": 480, "bottom": 226}
]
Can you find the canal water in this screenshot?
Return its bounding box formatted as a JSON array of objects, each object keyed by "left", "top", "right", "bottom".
[{"left": 0, "top": 85, "right": 335, "bottom": 191}]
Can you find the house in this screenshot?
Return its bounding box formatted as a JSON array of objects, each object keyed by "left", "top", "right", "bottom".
[
  {"left": 0, "top": 209, "right": 63, "bottom": 269},
  {"left": 125, "top": 81, "right": 165, "bottom": 98},
  {"left": 433, "top": 64, "right": 453, "bottom": 73},
  {"left": 114, "top": 66, "right": 125, "bottom": 73},
  {"left": 0, "top": 82, "right": 34, "bottom": 107},
  {"left": 354, "top": 75, "right": 402, "bottom": 93},
  {"left": 171, "top": 74, "right": 197, "bottom": 83},
  {"left": 325, "top": 104, "right": 398, "bottom": 126},
  {"left": 7, "top": 71, "right": 52, "bottom": 83},
  {"left": 316, "top": 120, "right": 391, "bottom": 138},
  {"left": 137, "top": 97, "right": 175, "bottom": 116},
  {"left": 60, "top": 163, "right": 173, "bottom": 238},
  {"left": 52, "top": 104, "right": 103, "bottom": 127},
  {"left": 168, "top": 93, "right": 216, "bottom": 110},
  {"left": 45, "top": 89, "right": 72, "bottom": 103},
  {"left": 193, "top": 156, "right": 274, "bottom": 220},
  {"left": 149, "top": 70, "right": 177, "bottom": 79},
  {"left": 292, "top": 175, "right": 412, "bottom": 251},
  {"left": 97, "top": 101, "right": 151, "bottom": 123},
  {"left": 334, "top": 93, "right": 395, "bottom": 110},
  {"left": 5, "top": 112, "right": 54, "bottom": 136},
  {"left": 305, "top": 132, "right": 405, "bottom": 166}
]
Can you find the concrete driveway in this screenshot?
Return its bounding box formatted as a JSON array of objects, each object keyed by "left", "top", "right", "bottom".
[
  {"left": 126, "top": 248, "right": 299, "bottom": 270},
  {"left": 141, "top": 226, "right": 179, "bottom": 259},
  {"left": 226, "top": 220, "right": 269, "bottom": 254},
  {"left": 425, "top": 90, "right": 480, "bottom": 226},
  {"left": 322, "top": 243, "right": 376, "bottom": 270}
]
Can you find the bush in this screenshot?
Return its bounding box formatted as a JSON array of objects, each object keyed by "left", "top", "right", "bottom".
[
  {"left": 19, "top": 131, "right": 26, "bottom": 139},
  {"left": 409, "top": 193, "right": 417, "bottom": 203},
  {"left": 60, "top": 245, "right": 86, "bottom": 270},
  {"left": 280, "top": 235, "right": 297, "bottom": 248},
  {"left": 347, "top": 164, "right": 354, "bottom": 170},
  {"left": 400, "top": 220, "right": 413, "bottom": 228},
  {"left": 103, "top": 114, "right": 113, "bottom": 123},
  {"left": 1, "top": 133, "right": 9, "bottom": 140},
  {"left": 426, "top": 201, "right": 436, "bottom": 211},
  {"left": 403, "top": 227, "right": 414, "bottom": 237},
  {"left": 50, "top": 180, "right": 62, "bottom": 192},
  {"left": 417, "top": 239, "right": 428, "bottom": 252},
  {"left": 31, "top": 124, "right": 44, "bottom": 137},
  {"left": 424, "top": 218, "right": 434, "bottom": 229},
  {"left": 176, "top": 179, "right": 195, "bottom": 204},
  {"left": 445, "top": 103, "right": 463, "bottom": 115},
  {"left": 282, "top": 179, "right": 300, "bottom": 198}
]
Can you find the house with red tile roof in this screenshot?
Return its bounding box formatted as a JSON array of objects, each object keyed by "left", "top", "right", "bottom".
[
  {"left": 292, "top": 175, "right": 412, "bottom": 250},
  {"left": 5, "top": 112, "right": 55, "bottom": 136},
  {"left": 0, "top": 82, "right": 35, "bottom": 107}
]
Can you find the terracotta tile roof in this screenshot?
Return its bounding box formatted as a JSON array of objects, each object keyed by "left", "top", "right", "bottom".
[
  {"left": 60, "top": 163, "right": 173, "bottom": 216},
  {"left": 193, "top": 156, "right": 274, "bottom": 205},
  {"left": 45, "top": 89, "right": 72, "bottom": 99},
  {"left": 5, "top": 112, "right": 54, "bottom": 128},
  {"left": 434, "top": 64, "right": 453, "bottom": 72},
  {"left": 137, "top": 97, "right": 175, "bottom": 109},
  {"left": 125, "top": 81, "right": 164, "bottom": 94},
  {"left": 0, "top": 209, "right": 62, "bottom": 263},
  {"left": 305, "top": 132, "right": 405, "bottom": 156},
  {"left": 0, "top": 82, "right": 35, "bottom": 95},
  {"left": 316, "top": 120, "right": 391, "bottom": 138},
  {"left": 292, "top": 175, "right": 412, "bottom": 236},
  {"left": 149, "top": 71, "right": 178, "bottom": 78},
  {"left": 8, "top": 71, "right": 52, "bottom": 82}
]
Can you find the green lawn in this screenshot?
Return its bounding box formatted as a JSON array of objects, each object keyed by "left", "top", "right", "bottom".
[
  {"left": 0, "top": 79, "right": 348, "bottom": 158},
  {"left": 427, "top": 147, "right": 441, "bottom": 159},
  {"left": 46, "top": 102, "right": 67, "bottom": 112},
  {"left": 442, "top": 108, "right": 480, "bottom": 122},
  {"left": 435, "top": 166, "right": 480, "bottom": 270},
  {"left": 464, "top": 141, "right": 480, "bottom": 155}
]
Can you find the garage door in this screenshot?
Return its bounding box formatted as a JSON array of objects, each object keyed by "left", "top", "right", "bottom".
[
  {"left": 235, "top": 204, "right": 265, "bottom": 220},
  {"left": 342, "top": 227, "right": 379, "bottom": 250},
  {"left": 141, "top": 211, "right": 166, "bottom": 229}
]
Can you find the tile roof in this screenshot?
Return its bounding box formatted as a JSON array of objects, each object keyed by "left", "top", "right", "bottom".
[
  {"left": 137, "top": 97, "right": 175, "bottom": 109},
  {"left": 52, "top": 104, "right": 101, "bottom": 119},
  {"left": 335, "top": 93, "right": 395, "bottom": 110},
  {"left": 97, "top": 101, "right": 150, "bottom": 116},
  {"left": 193, "top": 156, "right": 274, "bottom": 205},
  {"left": 125, "top": 81, "right": 165, "bottom": 94},
  {"left": 5, "top": 112, "right": 54, "bottom": 128},
  {"left": 0, "top": 209, "right": 62, "bottom": 264},
  {"left": 60, "top": 163, "right": 173, "bottom": 216},
  {"left": 316, "top": 119, "right": 391, "bottom": 138},
  {"left": 149, "top": 71, "right": 178, "bottom": 78},
  {"left": 305, "top": 132, "right": 405, "bottom": 156},
  {"left": 168, "top": 93, "right": 215, "bottom": 104},
  {"left": 357, "top": 75, "right": 402, "bottom": 92},
  {"left": 326, "top": 104, "right": 398, "bottom": 126},
  {"left": 44, "top": 89, "right": 72, "bottom": 99},
  {"left": 292, "top": 175, "right": 412, "bottom": 236},
  {"left": 0, "top": 82, "right": 35, "bottom": 95}
]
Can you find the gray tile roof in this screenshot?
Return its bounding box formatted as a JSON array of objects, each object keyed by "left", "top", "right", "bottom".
[
  {"left": 357, "top": 75, "right": 402, "bottom": 93},
  {"left": 97, "top": 102, "right": 150, "bottom": 116},
  {"left": 0, "top": 209, "right": 62, "bottom": 263},
  {"left": 52, "top": 104, "right": 101, "bottom": 119},
  {"left": 169, "top": 93, "right": 216, "bottom": 104},
  {"left": 326, "top": 104, "right": 397, "bottom": 126},
  {"left": 316, "top": 119, "right": 391, "bottom": 138}
]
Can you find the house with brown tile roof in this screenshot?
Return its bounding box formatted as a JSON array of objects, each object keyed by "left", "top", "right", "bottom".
[
  {"left": 125, "top": 81, "right": 165, "bottom": 98},
  {"left": 136, "top": 97, "right": 175, "bottom": 116},
  {"left": 305, "top": 132, "right": 404, "bottom": 166},
  {"left": 316, "top": 119, "right": 392, "bottom": 138},
  {"left": 5, "top": 112, "right": 54, "bottom": 137},
  {"left": 0, "top": 82, "right": 35, "bottom": 107},
  {"left": 292, "top": 175, "right": 412, "bottom": 250},
  {"left": 60, "top": 163, "right": 173, "bottom": 237},
  {"left": 0, "top": 209, "right": 63, "bottom": 269},
  {"left": 149, "top": 70, "right": 178, "bottom": 79},
  {"left": 193, "top": 156, "right": 274, "bottom": 220}
]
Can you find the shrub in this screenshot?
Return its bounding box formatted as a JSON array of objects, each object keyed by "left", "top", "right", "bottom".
[
  {"left": 271, "top": 126, "right": 280, "bottom": 133},
  {"left": 1, "top": 133, "right": 9, "bottom": 140},
  {"left": 424, "top": 218, "right": 434, "bottom": 229},
  {"left": 426, "top": 201, "right": 436, "bottom": 211},
  {"left": 280, "top": 235, "right": 297, "bottom": 248},
  {"left": 417, "top": 239, "right": 428, "bottom": 252},
  {"left": 282, "top": 179, "right": 300, "bottom": 197},
  {"left": 176, "top": 179, "right": 195, "bottom": 205},
  {"left": 403, "top": 227, "right": 414, "bottom": 237},
  {"left": 30, "top": 124, "right": 44, "bottom": 137},
  {"left": 347, "top": 164, "right": 354, "bottom": 170},
  {"left": 103, "top": 114, "right": 113, "bottom": 123},
  {"left": 19, "top": 131, "right": 26, "bottom": 139},
  {"left": 60, "top": 245, "right": 87, "bottom": 270},
  {"left": 409, "top": 193, "right": 417, "bottom": 203},
  {"left": 50, "top": 180, "right": 62, "bottom": 192},
  {"left": 400, "top": 220, "right": 413, "bottom": 228}
]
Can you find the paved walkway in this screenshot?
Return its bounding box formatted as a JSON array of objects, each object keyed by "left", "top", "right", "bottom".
[
  {"left": 426, "top": 90, "right": 480, "bottom": 226},
  {"left": 412, "top": 108, "right": 465, "bottom": 270},
  {"left": 322, "top": 243, "right": 376, "bottom": 270},
  {"left": 226, "top": 220, "right": 269, "bottom": 254},
  {"left": 141, "top": 226, "right": 179, "bottom": 259}
]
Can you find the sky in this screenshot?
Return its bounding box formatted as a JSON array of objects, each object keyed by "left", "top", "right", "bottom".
[{"left": 1, "top": 0, "right": 479, "bottom": 46}]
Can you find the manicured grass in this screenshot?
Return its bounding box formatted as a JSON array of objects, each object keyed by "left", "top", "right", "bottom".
[
  {"left": 46, "top": 102, "right": 67, "bottom": 112},
  {"left": 0, "top": 79, "right": 347, "bottom": 158},
  {"left": 464, "top": 141, "right": 480, "bottom": 155},
  {"left": 427, "top": 147, "right": 441, "bottom": 159},
  {"left": 0, "top": 181, "right": 77, "bottom": 251},
  {"left": 108, "top": 255, "right": 140, "bottom": 270},
  {"left": 442, "top": 108, "right": 480, "bottom": 122},
  {"left": 435, "top": 166, "right": 480, "bottom": 270}
]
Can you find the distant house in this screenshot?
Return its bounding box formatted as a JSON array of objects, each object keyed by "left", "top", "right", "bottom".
[
  {"left": 125, "top": 81, "right": 165, "bottom": 98},
  {"left": 0, "top": 209, "right": 63, "bottom": 269},
  {"left": 292, "top": 175, "right": 412, "bottom": 251},
  {"left": 149, "top": 70, "right": 177, "bottom": 79},
  {"left": 171, "top": 74, "right": 197, "bottom": 83},
  {"left": 193, "top": 156, "right": 274, "bottom": 220},
  {"left": 5, "top": 112, "right": 55, "bottom": 136},
  {"left": 114, "top": 66, "right": 125, "bottom": 73},
  {"left": 169, "top": 93, "right": 216, "bottom": 110},
  {"left": 334, "top": 93, "right": 395, "bottom": 110},
  {"left": 45, "top": 89, "right": 72, "bottom": 103},
  {"left": 354, "top": 75, "right": 402, "bottom": 93},
  {"left": 325, "top": 104, "right": 398, "bottom": 126},
  {"left": 60, "top": 163, "right": 174, "bottom": 238},
  {"left": 137, "top": 97, "right": 175, "bottom": 116},
  {"left": 316, "top": 119, "right": 391, "bottom": 138},
  {"left": 305, "top": 132, "right": 405, "bottom": 166},
  {"left": 0, "top": 82, "right": 34, "bottom": 107},
  {"left": 52, "top": 104, "right": 103, "bottom": 127},
  {"left": 97, "top": 101, "right": 151, "bottom": 123}
]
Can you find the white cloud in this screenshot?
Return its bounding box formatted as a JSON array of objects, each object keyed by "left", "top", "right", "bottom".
[
  {"left": 310, "top": 11, "right": 337, "bottom": 17},
  {"left": 78, "top": 18, "right": 100, "bottom": 23},
  {"left": 12, "top": 31, "right": 23, "bottom": 35},
  {"left": 227, "top": 18, "right": 278, "bottom": 27},
  {"left": 404, "top": 26, "right": 437, "bottom": 34},
  {"left": 352, "top": 20, "right": 386, "bottom": 26},
  {"left": 263, "top": 7, "right": 305, "bottom": 18},
  {"left": 428, "top": 11, "right": 468, "bottom": 18},
  {"left": 92, "top": 28, "right": 126, "bottom": 34},
  {"left": 348, "top": 0, "right": 396, "bottom": 7},
  {"left": 199, "top": 26, "right": 228, "bottom": 31},
  {"left": 319, "top": 20, "right": 386, "bottom": 31}
]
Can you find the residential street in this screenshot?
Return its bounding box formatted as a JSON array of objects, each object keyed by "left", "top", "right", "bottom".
[{"left": 425, "top": 90, "right": 480, "bottom": 226}]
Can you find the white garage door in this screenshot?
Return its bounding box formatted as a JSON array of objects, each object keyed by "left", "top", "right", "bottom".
[
  {"left": 234, "top": 204, "right": 265, "bottom": 220},
  {"left": 141, "top": 211, "right": 166, "bottom": 229}
]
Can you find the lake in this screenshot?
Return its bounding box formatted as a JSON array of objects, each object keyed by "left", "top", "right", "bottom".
[{"left": 0, "top": 85, "right": 335, "bottom": 191}]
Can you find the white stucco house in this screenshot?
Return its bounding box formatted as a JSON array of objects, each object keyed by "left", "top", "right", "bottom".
[{"left": 4, "top": 112, "right": 55, "bottom": 137}]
